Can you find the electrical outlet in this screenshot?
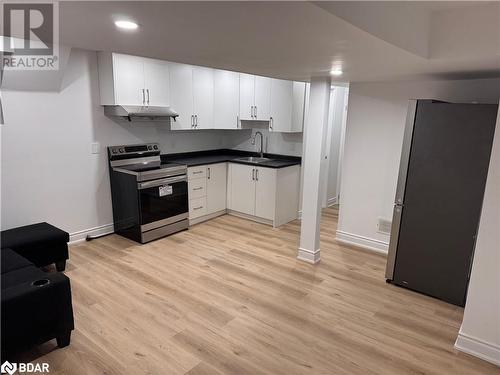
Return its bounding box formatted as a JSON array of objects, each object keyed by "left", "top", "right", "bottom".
[{"left": 91, "top": 142, "right": 100, "bottom": 154}]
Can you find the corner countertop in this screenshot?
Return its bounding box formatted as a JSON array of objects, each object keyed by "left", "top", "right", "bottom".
[{"left": 161, "top": 149, "right": 301, "bottom": 169}]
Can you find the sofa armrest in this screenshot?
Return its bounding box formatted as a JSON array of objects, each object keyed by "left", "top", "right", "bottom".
[{"left": 1, "top": 272, "right": 74, "bottom": 354}]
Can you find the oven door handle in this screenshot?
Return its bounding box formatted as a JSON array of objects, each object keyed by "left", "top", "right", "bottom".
[{"left": 137, "top": 175, "right": 187, "bottom": 189}]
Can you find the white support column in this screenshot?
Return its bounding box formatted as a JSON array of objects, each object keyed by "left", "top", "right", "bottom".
[{"left": 298, "top": 77, "right": 331, "bottom": 264}]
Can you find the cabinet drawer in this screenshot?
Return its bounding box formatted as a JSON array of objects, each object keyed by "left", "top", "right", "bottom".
[
  {"left": 188, "top": 166, "right": 206, "bottom": 180},
  {"left": 188, "top": 178, "right": 207, "bottom": 199},
  {"left": 189, "top": 197, "right": 207, "bottom": 219}
]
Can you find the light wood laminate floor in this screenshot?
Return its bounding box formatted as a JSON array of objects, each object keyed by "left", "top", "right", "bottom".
[{"left": 19, "top": 208, "right": 499, "bottom": 374}]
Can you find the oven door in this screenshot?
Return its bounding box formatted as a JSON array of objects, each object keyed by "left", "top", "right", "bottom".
[{"left": 137, "top": 175, "right": 188, "bottom": 231}]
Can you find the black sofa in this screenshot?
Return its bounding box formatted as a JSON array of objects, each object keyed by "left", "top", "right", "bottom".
[{"left": 1, "top": 223, "right": 74, "bottom": 360}]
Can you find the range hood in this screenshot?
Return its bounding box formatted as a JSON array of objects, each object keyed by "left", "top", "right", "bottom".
[{"left": 104, "top": 105, "right": 178, "bottom": 122}]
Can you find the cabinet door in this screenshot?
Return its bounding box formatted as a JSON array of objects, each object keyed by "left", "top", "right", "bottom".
[
  {"left": 239, "top": 73, "right": 255, "bottom": 121},
  {"left": 291, "top": 81, "right": 306, "bottom": 133},
  {"left": 254, "top": 75, "right": 271, "bottom": 120},
  {"left": 169, "top": 63, "right": 194, "bottom": 130},
  {"left": 144, "top": 59, "right": 170, "bottom": 106},
  {"left": 270, "top": 78, "right": 293, "bottom": 132},
  {"left": 229, "top": 163, "right": 255, "bottom": 215},
  {"left": 255, "top": 167, "right": 276, "bottom": 221},
  {"left": 206, "top": 163, "right": 227, "bottom": 214},
  {"left": 113, "top": 54, "right": 145, "bottom": 106},
  {"left": 214, "top": 70, "right": 240, "bottom": 129},
  {"left": 193, "top": 66, "right": 214, "bottom": 129}
]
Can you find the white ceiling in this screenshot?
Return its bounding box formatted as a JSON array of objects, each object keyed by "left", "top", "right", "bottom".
[{"left": 59, "top": 1, "right": 500, "bottom": 82}]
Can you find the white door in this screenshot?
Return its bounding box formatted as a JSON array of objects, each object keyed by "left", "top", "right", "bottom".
[
  {"left": 291, "top": 81, "right": 306, "bottom": 133},
  {"left": 255, "top": 167, "right": 276, "bottom": 220},
  {"left": 214, "top": 70, "right": 239, "bottom": 129},
  {"left": 206, "top": 163, "right": 227, "bottom": 214},
  {"left": 239, "top": 73, "right": 255, "bottom": 121},
  {"left": 270, "top": 78, "right": 293, "bottom": 132},
  {"left": 254, "top": 75, "right": 271, "bottom": 121},
  {"left": 229, "top": 163, "right": 255, "bottom": 215},
  {"left": 169, "top": 63, "right": 194, "bottom": 130},
  {"left": 192, "top": 66, "right": 214, "bottom": 129},
  {"left": 143, "top": 59, "right": 170, "bottom": 106},
  {"left": 113, "top": 54, "right": 145, "bottom": 106}
]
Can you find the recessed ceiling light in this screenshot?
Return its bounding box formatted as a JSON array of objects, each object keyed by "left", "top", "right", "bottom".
[
  {"left": 330, "top": 69, "right": 343, "bottom": 76},
  {"left": 115, "top": 20, "right": 138, "bottom": 30}
]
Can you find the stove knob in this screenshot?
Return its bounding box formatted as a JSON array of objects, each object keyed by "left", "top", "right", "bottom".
[
  {"left": 148, "top": 145, "right": 153, "bottom": 150},
  {"left": 112, "top": 149, "right": 117, "bottom": 154},
  {"left": 119, "top": 148, "right": 124, "bottom": 153},
  {"left": 153, "top": 145, "right": 158, "bottom": 150}
]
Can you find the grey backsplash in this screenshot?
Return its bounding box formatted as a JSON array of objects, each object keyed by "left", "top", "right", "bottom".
[{"left": 228, "top": 121, "right": 303, "bottom": 156}]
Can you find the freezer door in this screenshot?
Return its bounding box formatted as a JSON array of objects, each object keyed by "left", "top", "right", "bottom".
[
  {"left": 392, "top": 102, "right": 497, "bottom": 306},
  {"left": 385, "top": 204, "right": 403, "bottom": 280},
  {"left": 394, "top": 100, "right": 418, "bottom": 205}
]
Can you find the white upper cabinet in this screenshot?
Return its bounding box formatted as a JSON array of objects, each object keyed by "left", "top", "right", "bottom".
[
  {"left": 269, "top": 78, "right": 293, "bottom": 132},
  {"left": 169, "top": 63, "right": 194, "bottom": 130},
  {"left": 239, "top": 73, "right": 271, "bottom": 121},
  {"left": 97, "top": 52, "right": 170, "bottom": 107},
  {"left": 269, "top": 79, "right": 306, "bottom": 133},
  {"left": 143, "top": 59, "right": 170, "bottom": 106},
  {"left": 291, "top": 81, "right": 307, "bottom": 132},
  {"left": 113, "top": 54, "right": 144, "bottom": 106},
  {"left": 98, "top": 52, "right": 305, "bottom": 132},
  {"left": 254, "top": 75, "right": 271, "bottom": 120},
  {"left": 170, "top": 64, "right": 214, "bottom": 130},
  {"left": 239, "top": 73, "right": 255, "bottom": 121},
  {"left": 213, "top": 70, "right": 239, "bottom": 129},
  {"left": 192, "top": 66, "right": 214, "bottom": 129}
]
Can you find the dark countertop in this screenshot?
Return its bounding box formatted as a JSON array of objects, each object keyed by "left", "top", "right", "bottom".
[{"left": 161, "top": 149, "right": 301, "bottom": 169}]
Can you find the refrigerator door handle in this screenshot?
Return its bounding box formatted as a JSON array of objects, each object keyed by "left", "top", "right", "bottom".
[{"left": 385, "top": 204, "right": 404, "bottom": 280}]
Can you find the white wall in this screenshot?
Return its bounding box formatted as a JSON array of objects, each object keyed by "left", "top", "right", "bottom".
[
  {"left": 0, "top": 48, "right": 302, "bottom": 239},
  {"left": 455, "top": 108, "right": 500, "bottom": 366},
  {"left": 337, "top": 77, "right": 500, "bottom": 253}
]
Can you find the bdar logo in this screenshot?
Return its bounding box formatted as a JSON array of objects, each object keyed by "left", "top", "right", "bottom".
[{"left": 1, "top": 361, "right": 17, "bottom": 375}]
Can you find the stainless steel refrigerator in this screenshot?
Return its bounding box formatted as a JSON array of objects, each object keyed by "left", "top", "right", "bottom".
[{"left": 385, "top": 100, "right": 497, "bottom": 306}]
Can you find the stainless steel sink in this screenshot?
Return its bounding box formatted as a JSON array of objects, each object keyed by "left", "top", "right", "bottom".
[{"left": 234, "top": 156, "right": 274, "bottom": 164}]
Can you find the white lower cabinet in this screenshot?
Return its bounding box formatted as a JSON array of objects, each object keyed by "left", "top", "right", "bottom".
[
  {"left": 206, "top": 163, "right": 227, "bottom": 213},
  {"left": 227, "top": 163, "right": 300, "bottom": 226},
  {"left": 188, "top": 163, "right": 227, "bottom": 224}
]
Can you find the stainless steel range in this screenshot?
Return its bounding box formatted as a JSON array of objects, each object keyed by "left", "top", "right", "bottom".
[{"left": 108, "top": 143, "right": 188, "bottom": 243}]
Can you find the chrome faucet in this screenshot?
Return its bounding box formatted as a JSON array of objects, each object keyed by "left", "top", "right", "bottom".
[{"left": 251, "top": 131, "right": 264, "bottom": 158}]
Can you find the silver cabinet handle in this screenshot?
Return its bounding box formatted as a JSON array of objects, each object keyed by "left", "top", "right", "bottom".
[
  {"left": 146, "top": 89, "right": 150, "bottom": 105},
  {"left": 193, "top": 187, "right": 203, "bottom": 191},
  {"left": 193, "top": 206, "right": 203, "bottom": 210},
  {"left": 193, "top": 170, "right": 203, "bottom": 174},
  {"left": 255, "top": 105, "right": 257, "bottom": 119},
  {"left": 142, "top": 89, "right": 145, "bottom": 105},
  {"left": 207, "top": 167, "right": 211, "bottom": 179},
  {"left": 195, "top": 114, "right": 198, "bottom": 128},
  {"left": 256, "top": 168, "right": 259, "bottom": 181},
  {"left": 270, "top": 116, "right": 273, "bottom": 130},
  {"left": 251, "top": 106, "right": 254, "bottom": 118},
  {"left": 252, "top": 168, "right": 255, "bottom": 180},
  {"left": 191, "top": 115, "right": 194, "bottom": 128}
]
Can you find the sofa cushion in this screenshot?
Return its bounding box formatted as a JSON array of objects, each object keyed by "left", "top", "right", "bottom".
[
  {"left": 1, "top": 266, "right": 47, "bottom": 290},
  {"left": 1, "top": 222, "right": 70, "bottom": 250},
  {"left": 1, "top": 248, "right": 34, "bottom": 274}
]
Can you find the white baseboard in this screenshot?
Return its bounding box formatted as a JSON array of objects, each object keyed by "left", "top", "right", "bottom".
[
  {"left": 335, "top": 230, "right": 389, "bottom": 254},
  {"left": 69, "top": 223, "right": 114, "bottom": 244},
  {"left": 297, "top": 247, "right": 321, "bottom": 264},
  {"left": 455, "top": 331, "right": 500, "bottom": 367},
  {"left": 327, "top": 196, "right": 338, "bottom": 207}
]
